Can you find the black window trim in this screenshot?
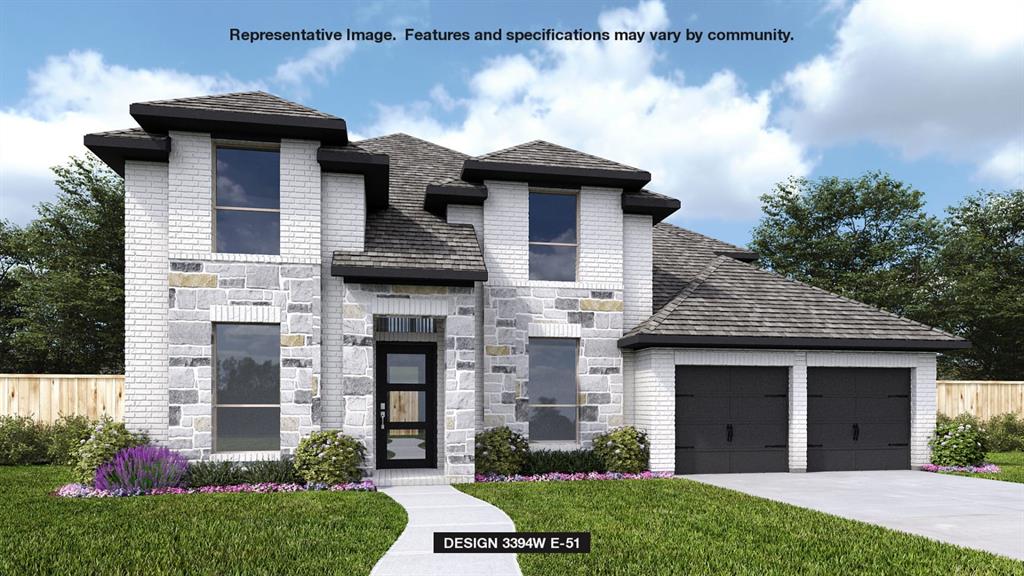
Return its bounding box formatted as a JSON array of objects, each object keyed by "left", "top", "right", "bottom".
[{"left": 212, "top": 141, "right": 281, "bottom": 255}]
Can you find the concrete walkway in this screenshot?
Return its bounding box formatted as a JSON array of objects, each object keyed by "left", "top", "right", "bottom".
[
  {"left": 685, "top": 470, "right": 1024, "bottom": 560},
  {"left": 371, "top": 485, "right": 523, "bottom": 576}
]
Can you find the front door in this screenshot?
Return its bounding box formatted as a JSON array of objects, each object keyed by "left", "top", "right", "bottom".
[{"left": 376, "top": 343, "right": 437, "bottom": 469}]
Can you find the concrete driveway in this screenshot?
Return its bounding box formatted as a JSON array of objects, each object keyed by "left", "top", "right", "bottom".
[{"left": 685, "top": 470, "right": 1024, "bottom": 560}]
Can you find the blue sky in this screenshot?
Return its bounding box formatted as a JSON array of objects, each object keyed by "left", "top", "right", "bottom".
[{"left": 1, "top": 0, "right": 1021, "bottom": 246}]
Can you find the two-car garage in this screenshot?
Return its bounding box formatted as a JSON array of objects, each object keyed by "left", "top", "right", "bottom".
[{"left": 674, "top": 365, "right": 912, "bottom": 475}]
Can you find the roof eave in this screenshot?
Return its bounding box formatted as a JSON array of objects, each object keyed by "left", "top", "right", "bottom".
[
  {"left": 617, "top": 333, "right": 972, "bottom": 352},
  {"left": 130, "top": 103, "right": 348, "bottom": 145},
  {"left": 83, "top": 132, "right": 172, "bottom": 177},
  {"left": 331, "top": 262, "right": 488, "bottom": 286},
  {"left": 423, "top": 184, "right": 488, "bottom": 216},
  {"left": 318, "top": 148, "right": 391, "bottom": 211},
  {"left": 621, "top": 193, "right": 680, "bottom": 223},
  {"left": 461, "top": 159, "right": 651, "bottom": 191}
]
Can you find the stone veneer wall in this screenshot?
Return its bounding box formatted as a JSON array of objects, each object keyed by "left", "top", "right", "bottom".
[
  {"left": 166, "top": 261, "right": 321, "bottom": 459},
  {"left": 482, "top": 286, "right": 625, "bottom": 445},
  {"left": 339, "top": 283, "right": 477, "bottom": 480}
]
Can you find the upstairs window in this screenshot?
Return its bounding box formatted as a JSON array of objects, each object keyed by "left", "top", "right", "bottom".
[
  {"left": 214, "top": 146, "right": 280, "bottom": 254},
  {"left": 529, "top": 191, "right": 577, "bottom": 281}
]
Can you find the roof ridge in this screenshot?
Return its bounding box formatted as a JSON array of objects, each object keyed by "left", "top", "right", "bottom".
[
  {"left": 656, "top": 222, "right": 749, "bottom": 253},
  {"left": 632, "top": 255, "right": 728, "bottom": 336},
  {"left": 355, "top": 132, "right": 471, "bottom": 158},
  {"left": 476, "top": 139, "right": 546, "bottom": 159},
  {"left": 477, "top": 139, "right": 641, "bottom": 171}
]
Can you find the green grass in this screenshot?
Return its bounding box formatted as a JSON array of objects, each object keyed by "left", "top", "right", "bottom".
[
  {"left": 943, "top": 451, "right": 1024, "bottom": 484},
  {"left": 1, "top": 466, "right": 406, "bottom": 576},
  {"left": 460, "top": 479, "right": 1023, "bottom": 575}
]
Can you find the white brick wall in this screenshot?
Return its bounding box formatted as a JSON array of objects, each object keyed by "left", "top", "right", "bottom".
[
  {"left": 124, "top": 161, "right": 170, "bottom": 441},
  {"left": 321, "top": 173, "right": 366, "bottom": 429},
  {"left": 634, "top": 348, "right": 675, "bottom": 472},
  {"left": 483, "top": 181, "right": 529, "bottom": 283},
  {"left": 622, "top": 214, "right": 652, "bottom": 330},
  {"left": 280, "top": 139, "right": 322, "bottom": 259},
  {"left": 447, "top": 205, "right": 484, "bottom": 246},
  {"left": 579, "top": 186, "right": 623, "bottom": 285},
  {"left": 167, "top": 132, "right": 212, "bottom": 252}
]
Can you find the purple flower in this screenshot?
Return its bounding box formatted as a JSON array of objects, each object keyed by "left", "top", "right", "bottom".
[
  {"left": 56, "top": 480, "right": 378, "bottom": 498},
  {"left": 474, "top": 470, "right": 673, "bottom": 483},
  {"left": 922, "top": 463, "right": 1001, "bottom": 474},
  {"left": 95, "top": 446, "right": 189, "bottom": 491}
]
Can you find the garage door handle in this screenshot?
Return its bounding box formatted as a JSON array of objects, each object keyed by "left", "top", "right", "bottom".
[
  {"left": 726, "top": 424, "right": 733, "bottom": 443},
  {"left": 853, "top": 423, "right": 860, "bottom": 441}
]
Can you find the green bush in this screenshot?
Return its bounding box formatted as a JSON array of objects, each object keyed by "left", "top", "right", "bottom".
[
  {"left": 45, "top": 415, "right": 95, "bottom": 465},
  {"left": 930, "top": 420, "right": 986, "bottom": 466},
  {"left": 523, "top": 449, "right": 603, "bottom": 474},
  {"left": 294, "top": 431, "right": 365, "bottom": 484},
  {"left": 984, "top": 413, "right": 1024, "bottom": 452},
  {"left": 475, "top": 426, "right": 529, "bottom": 476},
  {"left": 592, "top": 426, "right": 649, "bottom": 473},
  {"left": 185, "top": 460, "right": 244, "bottom": 487},
  {"left": 0, "top": 416, "right": 48, "bottom": 465},
  {"left": 74, "top": 417, "right": 149, "bottom": 484},
  {"left": 242, "top": 457, "right": 302, "bottom": 484}
]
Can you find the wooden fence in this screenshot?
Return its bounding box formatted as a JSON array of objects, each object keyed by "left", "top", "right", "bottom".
[
  {"left": 0, "top": 375, "right": 124, "bottom": 424},
  {"left": 937, "top": 380, "right": 1024, "bottom": 420}
]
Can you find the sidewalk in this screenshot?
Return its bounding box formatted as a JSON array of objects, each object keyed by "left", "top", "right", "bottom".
[{"left": 370, "top": 485, "right": 523, "bottom": 576}]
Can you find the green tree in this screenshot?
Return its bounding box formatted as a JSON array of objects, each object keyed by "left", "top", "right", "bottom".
[
  {"left": 931, "top": 190, "right": 1023, "bottom": 379},
  {"left": 0, "top": 155, "right": 124, "bottom": 373},
  {"left": 750, "top": 171, "right": 941, "bottom": 318}
]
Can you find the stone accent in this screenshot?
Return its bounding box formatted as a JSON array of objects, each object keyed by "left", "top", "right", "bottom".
[
  {"left": 482, "top": 285, "right": 624, "bottom": 445},
  {"left": 281, "top": 334, "right": 305, "bottom": 347}
]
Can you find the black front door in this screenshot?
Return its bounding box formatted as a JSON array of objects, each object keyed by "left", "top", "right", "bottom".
[{"left": 376, "top": 343, "right": 437, "bottom": 469}]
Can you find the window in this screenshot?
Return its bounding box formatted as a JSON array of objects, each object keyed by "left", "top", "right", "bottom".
[
  {"left": 529, "top": 191, "right": 577, "bottom": 281},
  {"left": 528, "top": 338, "right": 578, "bottom": 441},
  {"left": 214, "top": 146, "right": 280, "bottom": 254},
  {"left": 213, "top": 323, "right": 280, "bottom": 451}
]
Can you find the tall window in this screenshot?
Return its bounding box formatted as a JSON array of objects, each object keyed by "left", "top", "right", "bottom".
[
  {"left": 529, "top": 191, "right": 577, "bottom": 281},
  {"left": 213, "top": 323, "right": 280, "bottom": 452},
  {"left": 528, "top": 338, "right": 578, "bottom": 441},
  {"left": 214, "top": 146, "right": 280, "bottom": 255}
]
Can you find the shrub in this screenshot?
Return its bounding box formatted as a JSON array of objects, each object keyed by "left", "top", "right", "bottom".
[
  {"left": 294, "top": 431, "right": 365, "bottom": 484},
  {"left": 523, "top": 449, "right": 604, "bottom": 474},
  {"left": 930, "top": 420, "right": 986, "bottom": 466},
  {"left": 0, "top": 415, "right": 48, "bottom": 465},
  {"left": 46, "top": 415, "right": 95, "bottom": 465},
  {"left": 592, "top": 426, "right": 649, "bottom": 473},
  {"left": 74, "top": 417, "right": 149, "bottom": 484},
  {"left": 242, "top": 457, "right": 302, "bottom": 484},
  {"left": 984, "top": 413, "right": 1024, "bottom": 452},
  {"left": 185, "top": 460, "right": 245, "bottom": 487},
  {"left": 475, "top": 427, "right": 529, "bottom": 476},
  {"left": 95, "top": 445, "right": 189, "bottom": 491}
]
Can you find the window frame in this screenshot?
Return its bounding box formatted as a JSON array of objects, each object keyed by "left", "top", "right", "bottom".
[
  {"left": 212, "top": 322, "right": 282, "bottom": 453},
  {"left": 527, "top": 337, "right": 580, "bottom": 443},
  {"left": 211, "top": 141, "right": 281, "bottom": 255},
  {"left": 528, "top": 188, "right": 579, "bottom": 282}
]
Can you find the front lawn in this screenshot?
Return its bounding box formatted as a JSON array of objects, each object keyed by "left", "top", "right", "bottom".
[
  {"left": 0, "top": 466, "right": 406, "bottom": 576},
  {"left": 460, "top": 479, "right": 1023, "bottom": 575},
  {"left": 943, "top": 451, "right": 1024, "bottom": 484}
]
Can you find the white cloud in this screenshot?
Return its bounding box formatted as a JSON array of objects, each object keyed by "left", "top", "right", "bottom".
[
  {"left": 366, "top": 0, "right": 811, "bottom": 219},
  {"left": 779, "top": 0, "right": 1024, "bottom": 188},
  {"left": 273, "top": 42, "right": 355, "bottom": 90},
  {"left": 0, "top": 50, "right": 258, "bottom": 223}
]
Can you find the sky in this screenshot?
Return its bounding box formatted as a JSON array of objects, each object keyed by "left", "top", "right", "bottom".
[{"left": 1, "top": 0, "right": 1021, "bottom": 247}]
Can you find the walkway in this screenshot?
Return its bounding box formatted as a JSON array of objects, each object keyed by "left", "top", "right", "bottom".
[{"left": 370, "top": 484, "right": 523, "bottom": 576}]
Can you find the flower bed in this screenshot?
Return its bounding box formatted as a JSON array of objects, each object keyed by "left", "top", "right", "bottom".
[
  {"left": 475, "top": 471, "right": 673, "bottom": 483},
  {"left": 921, "top": 463, "right": 1001, "bottom": 474},
  {"left": 56, "top": 480, "right": 376, "bottom": 498}
]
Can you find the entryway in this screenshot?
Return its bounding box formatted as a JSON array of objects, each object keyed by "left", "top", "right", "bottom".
[{"left": 376, "top": 342, "right": 437, "bottom": 470}]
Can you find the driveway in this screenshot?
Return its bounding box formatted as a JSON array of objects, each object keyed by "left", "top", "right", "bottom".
[{"left": 685, "top": 470, "right": 1024, "bottom": 560}]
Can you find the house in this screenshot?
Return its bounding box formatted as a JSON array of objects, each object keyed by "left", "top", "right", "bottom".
[{"left": 85, "top": 91, "right": 967, "bottom": 484}]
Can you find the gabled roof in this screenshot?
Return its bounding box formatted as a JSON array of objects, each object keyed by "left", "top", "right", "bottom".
[
  {"left": 620, "top": 223, "right": 969, "bottom": 351},
  {"left": 129, "top": 91, "right": 348, "bottom": 145},
  {"left": 331, "top": 134, "right": 487, "bottom": 285}
]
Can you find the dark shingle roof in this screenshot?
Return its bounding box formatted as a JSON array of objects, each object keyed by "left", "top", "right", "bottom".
[
  {"left": 88, "top": 127, "right": 158, "bottom": 139},
  {"left": 630, "top": 223, "right": 966, "bottom": 348},
  {"left": 332, "top": 134, "right": 486, "bottom": 276},
  {"left": 477, "top": 140, "right": 641, "bottom": 172},
  {"left": 136, "top": 91, "right": 339, "bottom": 119}
]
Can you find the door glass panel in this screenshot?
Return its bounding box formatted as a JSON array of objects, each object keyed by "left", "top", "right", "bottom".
[
  {"left": 387, "top": 353, "right": 426, "bottom": 384},
  {"left": 386, "top": 429, "right": 426, "bottom": 460},
  {"left": 389, "top": 390, "right": 426, "bottom": 422}
]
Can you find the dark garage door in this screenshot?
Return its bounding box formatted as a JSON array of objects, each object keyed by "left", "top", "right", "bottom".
[
  {"left": 675, "top": 366, "right": 789, "bottom": 474},
  {"left": 807, "top": 368, "right": 910, "bottom": 471}
]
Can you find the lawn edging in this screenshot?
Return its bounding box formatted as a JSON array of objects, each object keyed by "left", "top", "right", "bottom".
[
  {"left": 475, "top": 471, "right": 673, "bottom": 483},
  {"left": 55, "top": 480, "right": 376, "bottom": 498}
]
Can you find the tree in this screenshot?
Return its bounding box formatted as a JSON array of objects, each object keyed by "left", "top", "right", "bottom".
[
  {"left": 750, "top": 172, "right": 941, "bottom": 318},
  {"left": 930, "top": 190, "right": 1024, "bottom": 379},
  {"left": 0, "top": 155, "right": 125, "bottom": 374}
]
